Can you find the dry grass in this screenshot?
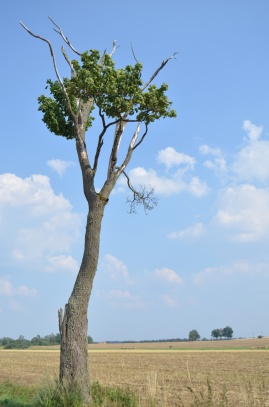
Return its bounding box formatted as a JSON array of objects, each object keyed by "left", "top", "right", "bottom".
[{"left": 1, "top": 338, "right": 269, "bottom": 406}]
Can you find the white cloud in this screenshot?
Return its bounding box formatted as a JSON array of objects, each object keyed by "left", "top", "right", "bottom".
[
  {"left": 0, "top": 278, "right": 13, "bottom": 295},
  {"left": 215, "top": 184, "right": 269, "bottom": 241},
  {"left": 187, "top": 177, "right": 209, "bottom": 197},
  {"left": 168, "top": 222, "right": 204, "bottom": 240},
  {"left": 0, "top": 173, "right": 81, "bottom": 271},
  {"left": 193, "top": 261, "right": 269, "bottom": 284},
  {"left": 47, "top": 159, "right": 74, "bottom": 177},
  {"left": 46, "top": 255, "right": 78, "bottom": 273},
  {"left": 0, "top": 278, "right": 37, "bottom": 297},
  {"left": 243, "top": 120, "right": 263, "bottom": 142},
  {"left": 157, "top": 147, "right": 195, "bottom": 169},
  {"left": 126, "top": 167, "right": 208, "bottom": 197},
  {"left": 101, "top": 254, "right": 131, "bottom": 283},
  {"left": 155, "top": 268, "right": 183, "bottom": 284},
  {"left": 199, "top": 144, "right": 227, "bottom": 176},
  {"left": 233, "top": 142, "right": 269, "bottom": 183},
  {"left": 162, "top": 294, "right": 180, "bottom": 308},
  {"left": 127, "top": 167, "right": 185, "bottom": 195},
  {"left": 96, "top": 289, "right": 147, "bottom": 309},
  {"left": 199, "top": 144, "right": 222, "bottom": 156}
]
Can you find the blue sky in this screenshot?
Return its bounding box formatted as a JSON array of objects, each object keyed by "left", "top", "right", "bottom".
[{"left": 1, "top": 0, "right": 269, "bottom": 341}]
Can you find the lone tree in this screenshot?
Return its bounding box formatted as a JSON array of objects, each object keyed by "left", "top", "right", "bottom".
[
  {"left": 21, "top": 18, "right": 176, "bottom": 403},
  {"left": 188, "top": 329, "right": 200, "bottom": 341}
]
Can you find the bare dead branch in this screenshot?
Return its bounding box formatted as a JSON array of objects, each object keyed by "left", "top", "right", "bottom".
[
  {"left": 141, "top": 52, "right": 178, "bottom": 92},
  {"left": 20, "top": 21, "right": 76, "bottom": 124},
  {"left": 109, "top": 40, "right": 117, "bottom": 57},
  {"left": 48, "top": 16, "right": 81, "bottom": 56},
  {"left": 133, "top": 123, "right": 148, "bottom": 150},
  {"left": 121, "top": 171, "right": 158, "bottom": 214},
  {"left": 61, "top": 46, "right": 76, "bottom": 77},
  {"left": 130, "top": 43, "right": 139, "bottom": 64}
]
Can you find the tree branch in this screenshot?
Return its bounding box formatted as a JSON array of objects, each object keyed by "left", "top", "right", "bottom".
[
  {"left": 93, "top": 112, "right": 121, "bottom": 172},
  {"left": 107, "top": 115, "right": 128, "bottom": 178},
  {"left": 109, "top": 40, "right": 117, "bottom": 57},
  {"left": 133, "top": 123, "right": 148, "bottom": 150},
  {"left": 141, "top": 52, "right": 178, "bottom": 92},
  {"left": 48, "top": 16, "right": 81, "bottom": 56},
  {"left": 20, "top": 21, "right": 77, "bottom": 124},
  {"left": 61, "top": 46, "right": 76, "bottom": 78},
  {"left": 121, "top": 171, "right": 158, "bottom": 214},
  {"left": 130, "top": 43, "right": 139, "bottom": 63}
]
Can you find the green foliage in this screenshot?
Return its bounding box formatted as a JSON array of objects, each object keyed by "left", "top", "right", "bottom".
[
  {"left": 188, "top": 330, "right": 200, "bottom": 341},
  {"left": 211, "top": 327, "right": 233, "bottom": 340},
  {"left": 30, "top": 333, "right": 61, "bottom": 346},
  {"left": 3, "top": 336, "right": 30, "bottom": 349},
  {"left": 222, "top": 326, "right": 233, "bottom": 339},
  {"left": 38, "top": 49, "right": 176, "bottom": 139},
  {"left": 211, "top": 329, "right": 223, "bottom": 340}
]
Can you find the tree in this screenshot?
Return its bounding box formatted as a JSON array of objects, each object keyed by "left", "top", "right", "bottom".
[
  {"left": 188, "top": 329, "right": 200, "bottom": 341},
  {"left": 222, "top": 326, "right": 233, "bottom": 339},
  {"left": 21, "top": 18, "right": 176, "bottom": 403},
  {"left": 211, "top": 328, "right": 222, "bottom": 339}
]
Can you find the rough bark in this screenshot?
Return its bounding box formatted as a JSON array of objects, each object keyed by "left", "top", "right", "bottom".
[{"left": 58, "top": 194, "right": 106, "bottom": 403}]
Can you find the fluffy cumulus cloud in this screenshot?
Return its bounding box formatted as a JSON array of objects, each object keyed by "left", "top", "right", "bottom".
[
  {"left": 117, "top": 146, "right": 208, "bottom": 197},
  {"left": 232, "top": 120, "right": 269, "bottom": 183},
  {"left": 155, "top": 268, "right": 183, "bottom": 284},
  {"left": 168, "top": 222, "right": 204, "bottom": 240},
  {"left": 0, "top": 173, "right": 81, "bottom": 272},
  {"left": 215, "top": 184, "right": 269, "bottom": 241},
  {"left": 47, "top": 159, "right": 74, "bottom": 177},
  {"left": 127, "top": 167, "right": 208, "bottom": 197},
  {"left": 157, "top": 147, "right": 195, "bottom": 169}
]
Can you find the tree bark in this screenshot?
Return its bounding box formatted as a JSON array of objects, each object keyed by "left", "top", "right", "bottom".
[{"left": 58, "top": 193, "right": 106, "bottom": 403}]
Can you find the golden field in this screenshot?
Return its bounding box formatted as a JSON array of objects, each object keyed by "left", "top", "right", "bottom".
[{"left": 1, "top": 338, "right": 269, "bottom": 406}]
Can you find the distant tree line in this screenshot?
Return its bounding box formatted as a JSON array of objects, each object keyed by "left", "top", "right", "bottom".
[
  {"left": 211, "top": 326, "right": 233, "bottom": 339},
  {"left": 0, "top": 334, "right": 94, "bottom": 349},
  {"left": 187, "top": 326, "right": 234, "bottom": 341}
]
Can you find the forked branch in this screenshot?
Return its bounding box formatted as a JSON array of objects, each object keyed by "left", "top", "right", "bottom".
[
  {"left": 122, "top": 171, "right": 158, "bottom": 214},
  {"left": 20, "top": 21, "right": 76, "bottom": 123},
  {"left": 48, "top": 16, "right": 81, "bottom": 56}
]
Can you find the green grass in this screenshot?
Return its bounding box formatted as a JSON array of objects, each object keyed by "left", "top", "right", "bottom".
[
  {"left": 0, "top": 381, "right": 139, "bottom": 407},
  {"left": 0, "top": 382, "right": 35, "bottom": 406}
]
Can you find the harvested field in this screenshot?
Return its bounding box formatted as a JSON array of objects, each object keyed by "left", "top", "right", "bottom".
[{"left": 1, "top": 338, "right": 269, "bottom": 406}]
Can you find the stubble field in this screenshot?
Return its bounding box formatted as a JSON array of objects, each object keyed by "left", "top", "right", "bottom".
[{"left": 1, "top": 338, "right": 269, "bottom": 406}]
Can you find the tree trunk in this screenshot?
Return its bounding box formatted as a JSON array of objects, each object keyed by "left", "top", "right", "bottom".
[{"left": 58, "top": 194, "right": 106, "bottom": 403}]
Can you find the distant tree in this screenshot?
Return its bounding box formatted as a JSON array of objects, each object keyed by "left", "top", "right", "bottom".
[
  {"left": 0, "top": 337, "right": 13, "bottom": 346},
  {"left": 88, "top": 335, "right": 93, "bottom": 344},
  {"left": 211, "top": 329, "right": 222, "bottom": 339},
  {"left": 189, "top": 329, "right": 200, "bottom": 341},
  {"left": 4, "top": 335, "right": 30, "bottom": 349},
  {"left": 222, "top": 326, "right": 233, "bottom": 339}
]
